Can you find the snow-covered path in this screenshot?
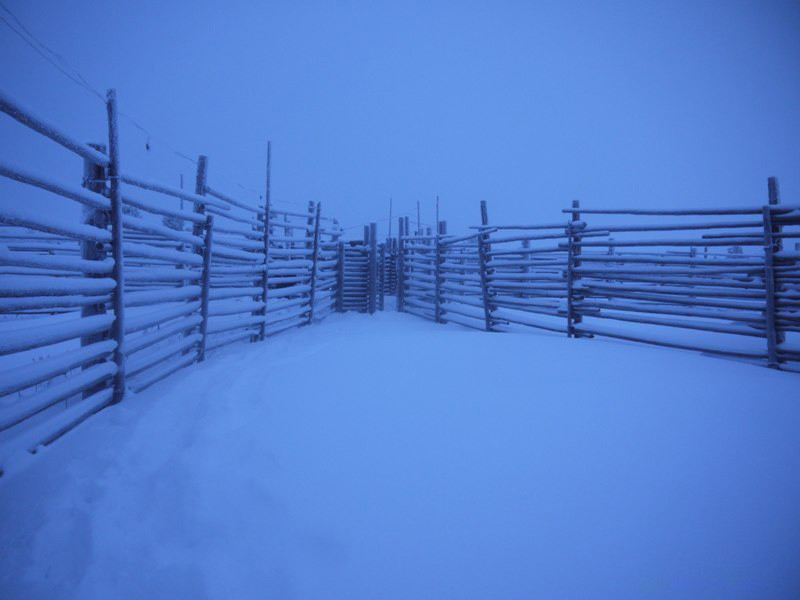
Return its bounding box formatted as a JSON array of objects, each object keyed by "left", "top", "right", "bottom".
[{"left": 1, "top": 312, "right": 799, "bottom": 599}]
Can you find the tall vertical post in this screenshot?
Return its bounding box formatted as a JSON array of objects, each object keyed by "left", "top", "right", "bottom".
[
  {"left": 762, "top": 206, "right": 779, "bottom": 368},
  {"left": 198, "top": 215, "right": 214, "bottom": 362},
  {"left": 336, "top": 240, "right": 345, "bottom": 312},
  {"left": 434, "top": 220, "right": 443, "bottom": 323},
  {"left": 566, "top": 221, "right": 576, "bottom": 337},
  {"left": 192, "top": 155, "right": 208, "bottom": 246},
  {"left": 477, "top": 200, "right": 494, "bottom": 332},
  {"left": 570, "top": 199, "right": 585, "bottom": 336},
  {"left": 304, "top": 200, "right": 315, "bottom": 321},
  {"left": 368, "top": 222, "right": 378, "bottom": 314},
  {"left": 768, "top": 176, "right": 782, "bottom": 252},
  {"left": 416, "top": 201, "right": 421, "bottom": 236},
  {"left": 307, "top": 203, "right": 322, "bottom": 324},
  {"left": 80, "top": 143, "right": 109, "bottom": 398},
  {"left": 105, "top": 89, "right": 126, "bottom": 404},
  {"left": 379, "top": 242, "right": 386, "bottom": 311},
  {"left": 259, "top": 143, "right": 272, "bottom": 340},
  {"left": 397, "top": 216, "right": 406, "bottom": 312}
]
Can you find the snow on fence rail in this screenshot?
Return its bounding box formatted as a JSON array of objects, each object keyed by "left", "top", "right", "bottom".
[
  {"left": 392, "top": 192, "right": 800, "bottom": 372},
  {"left": 0, "top": 90, "right": 353, "bottom": 473}
]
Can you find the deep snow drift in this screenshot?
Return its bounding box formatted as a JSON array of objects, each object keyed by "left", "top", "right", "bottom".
[{"left": 1, "top": 312, "right": 799, "bottom": 599}]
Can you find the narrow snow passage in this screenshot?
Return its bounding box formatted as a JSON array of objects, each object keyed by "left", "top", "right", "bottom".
[{"left": 1, "top": 312, "right": 799, "bottom": 599}]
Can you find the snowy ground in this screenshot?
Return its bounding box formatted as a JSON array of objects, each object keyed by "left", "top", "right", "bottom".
[{"left": 1, "top": 312, "right": 799, "bottom": 599}]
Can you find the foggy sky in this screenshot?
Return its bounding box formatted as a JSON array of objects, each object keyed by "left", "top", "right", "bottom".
[{"left": 1, "top": 0, "right": 799, "bottom": 238}]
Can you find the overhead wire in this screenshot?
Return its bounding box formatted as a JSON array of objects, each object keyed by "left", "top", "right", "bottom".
[{"left": 0, "top": 1, "right": 303, "bottom": 208}]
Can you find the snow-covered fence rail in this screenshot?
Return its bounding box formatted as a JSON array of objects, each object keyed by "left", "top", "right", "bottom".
[
  {"left": 396, "top": 186, "right": 800, "bottom": 372},
  {"left": 0, "top": 91, "right": 344, "bottom": 472}
]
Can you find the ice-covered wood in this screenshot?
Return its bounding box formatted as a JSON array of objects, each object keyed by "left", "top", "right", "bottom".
[
  {"left": 0, "top": 339, "right": 117, "bottom": 397},
  {"left": 0, "top": 91, "right": 110, "bottom": 166}
]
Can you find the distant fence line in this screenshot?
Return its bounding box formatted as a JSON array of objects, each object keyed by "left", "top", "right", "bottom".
[
  {"left": 394, "top": 192, "right": 800, "bottom": 371},
  {"left": 1, "top": 88, "right": 798, "bottom": 474}
]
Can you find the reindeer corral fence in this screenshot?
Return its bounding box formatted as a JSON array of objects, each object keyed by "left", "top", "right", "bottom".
[{"left": 1, "top": 89, "right": 798, "bottom": 474}]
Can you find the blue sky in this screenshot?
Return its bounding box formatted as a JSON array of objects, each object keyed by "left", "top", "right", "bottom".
[{"left": 1, "top": 0, "right": 799, "bottom": 236}]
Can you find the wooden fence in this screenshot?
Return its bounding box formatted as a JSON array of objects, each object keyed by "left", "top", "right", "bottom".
[
  {"left": 394, "top": 194, "right": 800, "bottom": 372},
  {"left": 0, "top": 90, "right": 349, "bottom": 471},
  {"left": 1, "top": 87, "right": 796, "bottom": 473}
]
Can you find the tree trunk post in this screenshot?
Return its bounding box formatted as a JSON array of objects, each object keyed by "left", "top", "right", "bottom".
[
  {"left": 566, "top": 221, "right": 576, "bottom": 337},
  {"left": 477, "top": 200, "right": 494, "bottom": 331},
  {"left": 191, "top": 155, "right": 208, "bottom": 247},
  {"left": 379, "top": 242, "right": 386, "bottom": 311},
  {"left": 768, "top": 176, "right": 782, "bottom": 252},
  {"left": 434, "top": 220, "right": 443, "bottom": 323},
  {"left": 259, "top": 143, "right": 271, "bottom": 341},
  {"left": 570, "top": 199, "right": 588, "bottom": 337},
  {"left": 105, "top": 89, "right": 126, "bottom": 404},
  {"left": 307, "top": 202, "right": 322, "bottom": 324},
  {"left": 197, "top": 215, "right": 214, "bottom": 362},
  {"left": 368, "top": 222, "right": 378, "bottom": 314},
  {"left": 396, "top": 217, "right": 406, "bottom": 312}
]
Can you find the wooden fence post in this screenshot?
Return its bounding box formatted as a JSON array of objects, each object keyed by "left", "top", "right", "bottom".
[
  {"left": 397, "top": 217, "right": 406, "bottom": 312},
  {"left": 378, "top": 242, "right": 386, "bottom": 311},
  {"left": 105, "top": 89, "right": 126, "bottom": 404},
  {"left": 197, "top": 215, "right": 214, "bottom": 362},
  {"left": 336, "top": 240, "right": 345, "bottom": 312},
  {"left": 477, "top": 200, "right": 494, "bottom": 331},
  {"left": 569, "top": 199, "right": 588, "bottom": 337},
  {"left": 768, "top": 176, "right": 782, "bottom": 252},
  {"left": 192, "top": 155, "right": 208, "bottom": 245},
  {"left": 434, "top": 220, "right": 443, "bottom": 323},
  {"left": 303, "top": 200, "right": 315, "bottom": 321},
  {"left": 762, "top": 206, "right": 779, "bottom": 368},
  {"left": 259, "top": 143, "right": 271, "bottom": 341},
  {"left": 81, "top": 142, "right": 109, "bottom": 398},
  {"left": 307, "top": 202, "right": 322, "bottom": 324},
  {"left": 566, "top": 221, "right": 576, "bottom": 337},
  {"left": 368, "top": 222, "right": 378, "bottom": 314}
]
